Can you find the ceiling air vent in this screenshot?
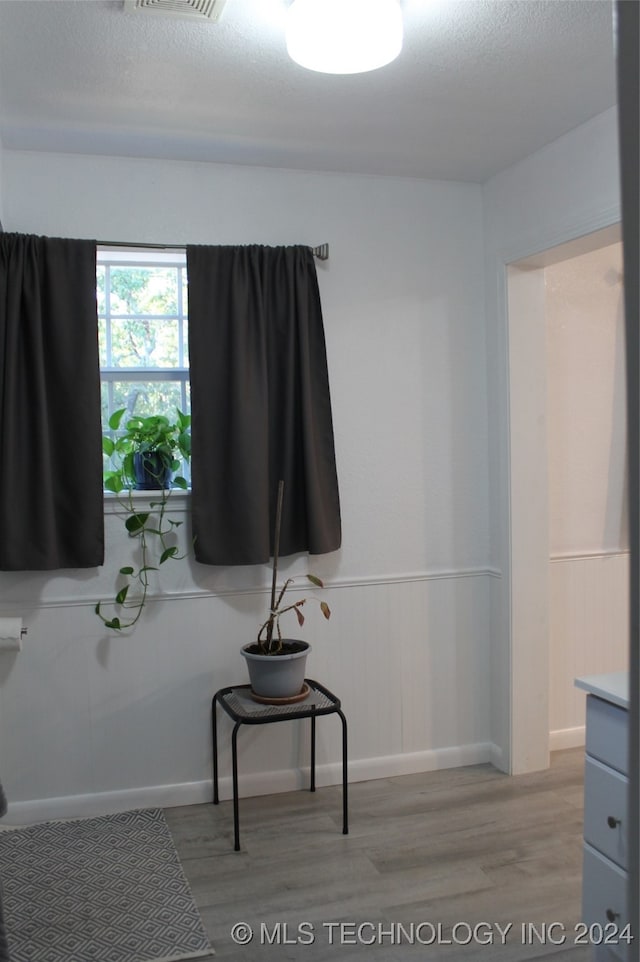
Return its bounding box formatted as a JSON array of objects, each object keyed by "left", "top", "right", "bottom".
[{"left": 124, "top": 0, "right": 228, "bottom": 22}]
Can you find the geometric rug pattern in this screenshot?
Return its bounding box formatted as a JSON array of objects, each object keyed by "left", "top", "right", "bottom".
[{"left": 0, "top": 808, "right": 213, "bottom": 962}]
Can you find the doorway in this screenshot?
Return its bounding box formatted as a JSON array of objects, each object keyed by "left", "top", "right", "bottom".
[{"left": 507, "top": 223, "right": 627, "bottom": 773}]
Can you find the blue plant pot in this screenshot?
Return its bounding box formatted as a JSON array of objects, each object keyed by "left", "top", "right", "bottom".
[{"left": 133, "top": 452, "right": 173, "bottom": 490}]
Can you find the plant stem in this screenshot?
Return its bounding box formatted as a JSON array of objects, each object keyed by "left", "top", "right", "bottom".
[
  {"left": 266, "top": 479, "right": 285, "bottom": 652},
  {"left": 271, "top": 480, "right": 284, "bottom": 610}
]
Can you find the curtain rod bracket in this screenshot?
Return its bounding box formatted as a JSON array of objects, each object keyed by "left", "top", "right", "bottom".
[{"left": 312, "top": 243, "right": 329, "bottom": 261}]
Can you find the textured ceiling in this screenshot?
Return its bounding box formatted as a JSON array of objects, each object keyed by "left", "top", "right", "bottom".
[{"left": 0, "top": 0, "right": 617, "bottom": 183}]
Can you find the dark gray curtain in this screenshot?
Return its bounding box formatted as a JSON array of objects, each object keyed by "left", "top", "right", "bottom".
[
  {"left": 187, "top": 244, "right": 341, "bottom": 565},
  {"left": 0, "top": 233, "right": 104, "bottom": 569}
]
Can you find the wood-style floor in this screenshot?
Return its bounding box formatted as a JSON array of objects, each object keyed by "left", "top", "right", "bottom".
[{"left": 164, "top": 748, "right": 591, "bottom": 961}]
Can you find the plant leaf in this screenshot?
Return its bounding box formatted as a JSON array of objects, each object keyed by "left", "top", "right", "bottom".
[
  {"left": 173, "top": 476, "right": 188, "bottom": 490},
  {"left": 103, "top": 474, "right": 123, "bottom": 494},
  {"left": 178, "top": 432, "right": 191, "bottom": 458},
  {"left": 321, "top": 601, "right": 331, "bottom": 620},
  {"left": 119, "top": 566, "right": 135, "bottom": 575},
  {"left": 122, "top": 451, "right": 135, "bottom": 484},
  {"left": 108, "top": 408, "right": 126, "bottom": 431},
  {"left": 177, "top": 409, "right": 192, "bottom": 430},
  {"left": 295, "top": 607, "right": 305, "bottom": 627},
  {"left": 125, "top": 512, "right": 149, "bottom": 533},
  {"left": 159, "top": 546, "right": 178, "bottom": 564},
  {"left": 106, "top": 617, "right": 122, "bottom": 630},
  {"left": 115, "top": 586, "right": 129, "bottom": 605},
  {"left": 307, "top": 574, "right": 324, "bottom": 588},
  {"left": 102, "top": 436, "right": 115, "bottom": 457}
]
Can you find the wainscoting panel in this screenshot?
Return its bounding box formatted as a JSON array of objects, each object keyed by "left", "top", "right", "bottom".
[
  {"left": 549, "top": 551, "right": 629, "bottom": 747},
  {"left": 0, "top": 570, "right": 492, "bottom": 821}
]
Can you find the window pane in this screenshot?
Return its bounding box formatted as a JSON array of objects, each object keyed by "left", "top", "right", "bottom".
[
  {"left": 104, "top": 380, "right": 189, "bottom": 423},
  {"left": 109, "top": 317, "right": 180, "bottom": 368},
  {"left": 101, "top": 380, "right": 191, "bottom": 480},
  {"left": 108, "top": 266, "right": 178, "bottom": 315},
  {"left": 181, "top": 267, "right": 189, "bottom": 362},
  {"left": 98, "top": 253, "right": 190, "bottom": 486},
  {"left": 97, "top": 264, "right": 106, "bottom": 314},
  {"left": 98, "top": 316, "right": 107, "bottom": 367}
]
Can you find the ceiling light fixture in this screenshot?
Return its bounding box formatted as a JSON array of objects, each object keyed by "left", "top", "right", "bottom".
[{"left": 286, "top": 0, "right": 403, "bottom": 75}]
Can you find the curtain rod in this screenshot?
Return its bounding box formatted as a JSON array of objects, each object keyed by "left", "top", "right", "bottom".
[{"left": 98, "top": 241, "right": 330, "bottom": 261}]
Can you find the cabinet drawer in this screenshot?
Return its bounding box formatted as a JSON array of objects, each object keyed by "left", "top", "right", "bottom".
[
  {"left": 584, "top": 757, "right": 628, "bottom": 870},
  {"left": 582, "top": 843, "right": 629, "bottom": 961},
  {"left": 586, "top": 695, "right": 628, "bottom": 775}
]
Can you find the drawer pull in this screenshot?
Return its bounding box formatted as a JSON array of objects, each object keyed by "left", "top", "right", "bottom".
[
  {"left": 607, "top": 815, "right": 622, "bottom": 829},
  {"left": 605, "top": 909, "right": 620, "bottom": 923}
]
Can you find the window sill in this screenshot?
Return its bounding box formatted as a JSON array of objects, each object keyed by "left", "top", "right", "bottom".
[{"left": 103, "top": 489, "right": 191, "bottom": 515}]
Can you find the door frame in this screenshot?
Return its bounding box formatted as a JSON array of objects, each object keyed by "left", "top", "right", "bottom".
[{"left": 503, "top": 220, "right": 622, "bottom": 774}]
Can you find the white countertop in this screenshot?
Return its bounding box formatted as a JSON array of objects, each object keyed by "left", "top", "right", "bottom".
[{"left": 575, "top": 671, "right": 629, "bottom": 710}]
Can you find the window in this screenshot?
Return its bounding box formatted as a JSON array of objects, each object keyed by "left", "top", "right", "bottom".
[{"left": 98, "top": 247, "right": 190, "bottom": 480}]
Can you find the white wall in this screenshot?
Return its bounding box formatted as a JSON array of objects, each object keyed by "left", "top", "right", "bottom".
[
  {"left": 546, "top": 243, "right": 627, "bottom": 557},
  {"left": 0, "top": 151, "right": 492, "bottom": 820},
  {"left": 546, "top": 242, "right": 629, "bottom": 746},
  {"left": 483, "top": 107, "right": 622, "bottom": 772}
]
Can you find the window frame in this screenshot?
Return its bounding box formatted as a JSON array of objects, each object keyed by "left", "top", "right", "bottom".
[{"left": 97, "top": 246, "right": 191, "bottom": 488}]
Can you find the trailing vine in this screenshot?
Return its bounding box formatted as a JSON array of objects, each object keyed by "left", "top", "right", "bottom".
[{"left": 95, "top": 409, "right": 191, "bottom": 631}]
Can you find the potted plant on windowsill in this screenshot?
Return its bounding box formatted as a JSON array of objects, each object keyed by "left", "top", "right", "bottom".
[
  {"left": 102, "top": 410, "right": 192, "bottom": 493},
  {"left": 95, "top": 408, "right": 191, "bottom": 631},
  {"left": 241, "top": 480, "right": 331, "bottom": 702}
]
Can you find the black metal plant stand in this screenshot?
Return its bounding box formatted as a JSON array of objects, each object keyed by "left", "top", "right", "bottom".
[{"left": 212, "top": 678, "right": 348, "bottom": 851}]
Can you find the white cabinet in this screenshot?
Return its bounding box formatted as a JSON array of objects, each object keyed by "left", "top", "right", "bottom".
[{"left": 576, "top": 674, "right": 631, "bottom": 962}]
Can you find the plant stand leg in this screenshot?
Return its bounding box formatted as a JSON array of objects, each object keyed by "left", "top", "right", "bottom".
[
  {"left": 232, "top": 722, "right": 241, "bottom": 851},
  {"left": 310, "top": 714, "right": 316, "bottom": 792},
  {"left": 211, "top": 695, "right": 219, "bottom": 805},
  {"left": 338, "top": 709, "right": 348, "bottom": 834}
]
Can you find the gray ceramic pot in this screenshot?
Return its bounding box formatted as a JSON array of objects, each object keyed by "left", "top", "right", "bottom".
[{"left": 241, "top": 640, "right": 310, "bottom": 698}]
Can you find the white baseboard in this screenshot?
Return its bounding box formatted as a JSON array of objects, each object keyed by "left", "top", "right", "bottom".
[
  {"left": 549, "top": 725, "right": 585, "bottom": 751},
  {"left": 342, "top": 743, "right": 494, "bottom": 785},
  {"left": 489, "top": 741, "right": 508, "bottom": 773},
  {"left": 1, "top": 780, "right": 214, "bottom": 826},
  {"left": 2, "top": 741, "right": 494, "bottom": 825}
]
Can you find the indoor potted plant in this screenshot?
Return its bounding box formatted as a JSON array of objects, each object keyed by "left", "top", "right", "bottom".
[
  {"left": 102, "top": 409, "right": 192, "bottom": 492},
  {"left": 95, "top": 408, "right": 191, "bottom": 631},
  {"left": 241, "top": 480, "right": 331, "bottom": 701}
]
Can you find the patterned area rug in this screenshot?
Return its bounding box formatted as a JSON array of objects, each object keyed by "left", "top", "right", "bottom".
[{"left": 0, "top": 808, "right": 213, "bottom": 962}]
